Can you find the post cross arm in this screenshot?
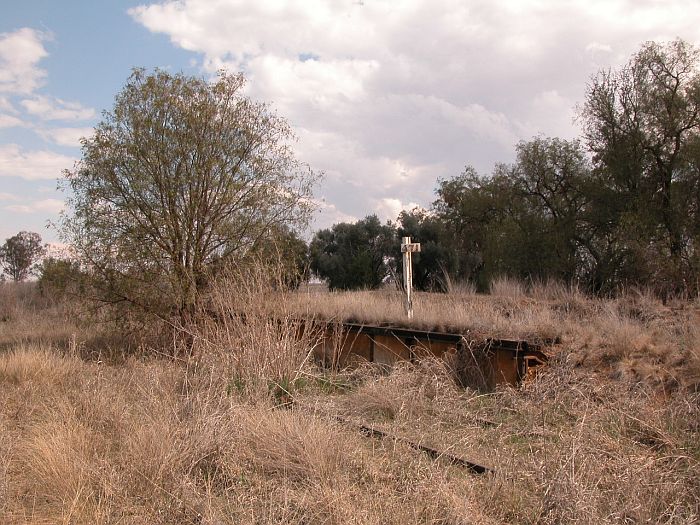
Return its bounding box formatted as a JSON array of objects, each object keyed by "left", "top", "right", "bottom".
[{"left": 401, "top": 243, "right": 421, "bottom": 253}]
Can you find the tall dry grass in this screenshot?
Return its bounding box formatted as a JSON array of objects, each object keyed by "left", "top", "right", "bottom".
[
  {"left": 3, "top": 342, "right": 698, "bottom": 524},
  {"left": 192, "top": 262, "right": 323, "bottom": 400},
  {"left": 283, "top": 287, "right": 563, "bottom": 341},
  {"left": 282, "top": 278, "right": 700, "bottom": 392},
  {"left": 0, "top": 281, "right": 145, "bottom": 361},
  {"left": 0, "top": 282, "right": 79, "bottom": 351},
  {"left": 0, "top": 343, "right": 504, "bottom": 524},
  {"left": 1, "top": 275, "right": 699, "bottom": 523}
]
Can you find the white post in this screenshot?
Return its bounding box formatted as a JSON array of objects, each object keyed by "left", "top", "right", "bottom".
[{"left": 401, "top": 236, "right": 421, "bottom": 319}]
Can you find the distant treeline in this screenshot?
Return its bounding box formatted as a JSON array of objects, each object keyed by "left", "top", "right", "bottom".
[{"left": 310, "top": 40, "right": 700, "bottom": 297}]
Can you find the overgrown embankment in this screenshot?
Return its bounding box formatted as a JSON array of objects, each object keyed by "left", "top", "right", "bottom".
[{"left": 0, "top": 281, "right": 699, "bottom": 524}]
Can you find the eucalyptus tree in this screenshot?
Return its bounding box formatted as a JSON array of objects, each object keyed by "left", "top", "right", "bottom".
[
  {"left": 0, "top": 231, "right": 44, "bottom": 282},
  {"left": 61, "top": 69, "right": 318, "bottom": 320},
  {"left": 580, "top": 39, "right": 700, "bottom": 293},
  {"left": 310, "top": 215, "right": 396, "bottom": 290},
  {"left": 434, "top": 140, "right": 595, "bottom": 290},
  {"left": 511, "top": 138, "right": 596, "bottom": 284}
]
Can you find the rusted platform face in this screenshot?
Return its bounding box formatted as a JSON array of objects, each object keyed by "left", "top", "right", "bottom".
[{"left": 313, "top": 322, "right": 547, "bottom": 389}]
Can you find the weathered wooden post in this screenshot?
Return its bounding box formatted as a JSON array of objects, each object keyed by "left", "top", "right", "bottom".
[{"left": 401, "top": 236, "right": 421, "bottom": 319}]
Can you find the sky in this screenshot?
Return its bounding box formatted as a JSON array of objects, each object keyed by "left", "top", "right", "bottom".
[{"left": 1, "top": 0, "right": 699, "bottom": 246}]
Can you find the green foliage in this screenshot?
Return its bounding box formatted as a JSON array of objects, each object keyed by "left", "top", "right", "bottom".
[
  {"left": 424, "top": 39, "right": 700, "bottom": 296},
  {"left": 37, "top": 257, "right": 83, "bottom": 298},
  {"left": 580, "top": 39, "right": 700, "bottom": 295},
  {"left": 310, "top": 215, "right": 396, "bottom": 290},
  {"left": 60, "top": 69, "right": 318, "bottom": 320},
  {"left": 434, "top": 138, "right": 628, "bottom": 292},
  {"left": 509, "top": 137, "right": 593, "bottom": 284},
  {"left": 0, "top": 231, "right": 44, "bottom": 282}
]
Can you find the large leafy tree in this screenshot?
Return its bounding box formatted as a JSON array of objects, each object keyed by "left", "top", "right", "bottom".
[
  {"left": 61, "top": 69, "right": 318, "bottom": 320},
  {"left": 433, "top": 163, "right": 567, "bottom": 290},
  {"left": 310, "top": 215, "right": 396, "bottom": 290},
  {"left": 511, "top": 137, "right": 595, "bottom": 284},
  {"left": 580, "top": 39, "right": 700, "bottom": 293},
  {"left": 434, "top": 139, "right": 597, "bottom": 290},
  {"left": 433, "top": 37, "right": 700, "bottom": 297},
  {"left": 433, "top": 167, "right": 506, "bottom": 290},
  {"left": 0, "top": 231, "right": 45, "bottom": 282}
]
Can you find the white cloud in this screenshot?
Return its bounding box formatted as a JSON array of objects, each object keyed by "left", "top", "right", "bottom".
[
  {"left": 295, "top": 128, "right": 443, "bottom": 227},
  {"left": 375, "top": 198, "right": 421, "bottom": 223},
  {"left": 21, "top": 95, "right": 95, "bottom": 121},
  {"left": 247, "top": 55, "right": 379, "bottom": 112},
  {"left": 0, "top": 28, "right": 48, "bottom": 94},
  {"left": 38, "top": 126, "right": 93, "bottom": 147},
  {"left": 130, "top": 0, "right": 700, "bottom": 226},
  {"left": 521, "top": 90, "right": 578, "bottom": 140},
  {"left": 5, "top": 198, "right": 64, "bottom": 214},
  {"left": 586, "top": 41, "right": 613, "bottom": 54},
  {"left": 0, "top": 192, "right": 20, "bottom": 201},
  {"left": 0, "top": 144, "right": 75, "bottom": 180},
  {"left": 310, "top": 198, "right": 357, "bottom": 231},
  {"left": 128, "top": 0, "right": 377, "bottom": 61},
  {"left": 0, "top": 96, "right": 16, "bottom": 113},
  {"left": 0, "top": 114, "right": 25, "bottom": 128}
]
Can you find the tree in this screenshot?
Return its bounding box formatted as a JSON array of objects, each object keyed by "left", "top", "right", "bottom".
[
  {"left": 511, "top": 137, "right": 594, "bottom": 284},
  {"left": 433, "top": 166, "right": 504, "bottom": 290},
  {"left": 0, "top": 231, "right": 45, "bottom": 282},
  {"left": 249, "top": 225, "right": 310, "bottom": 289},
  {"left": 61, "top": 69, "right": 318, "bottom": 320},
  {"left": 433, "top": 141, "right": 596, "bottom": 291},
  {"left": 580, "top": 39, "right": 700, "bottom": 294},
  {"left": 38, "top": 256, "right": 84, "bottom": 298},
  {"left": 310, "top": 215, "right": 396, "bottom": 290},
  {"left": 434, "top": 164, "right": 562, "bottom": 290}
]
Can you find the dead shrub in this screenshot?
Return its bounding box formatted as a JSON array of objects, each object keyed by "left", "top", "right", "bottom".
[
  {"left": 528, "top": 278, "right": 583, "bottom": 302},
  {"left": 446, "top": 278, "right": 477, "bottom": 296},
  {"left": 337, "top": 358, "right": 461, "bottom": 423},
  {"left": 592, "top": 305, "right": 654, "bottom": 363},
  {"left": 0, "top": 282, "right": 42, "bottom": 322},
  {"left": 677, "top": 317, "right": 700, "bottom": 391},
  {"left": 615, "top": 286, "right": 666, "bottom": 323},
  {"left": 452, "top": 340, "right": 494, "bottom": 391}
]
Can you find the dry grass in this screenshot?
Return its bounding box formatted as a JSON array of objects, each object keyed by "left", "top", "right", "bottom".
[
  {"left": 193, "top": 263, "right": 323, "bottom": 399},
  {"left": 0, "top": 283, "right": 79, "bottom": 351},
  {"left": 284, "top": 287, "right": 564, "bottom": 342},
  {"left": 489, "top": 275, "right": 528, "bottom": 298},
  {"left": 306, "top": 361, "right": 700, "bottom": 523},
  {"left": 0, "top": 343, "right": 499, "bottom": 524},
  {"left": 283, "top": 279, "right": 700, "bottom": 392},
  {"left": 1, "top": 278, "right": 699, "bottom": 523},
  {"left": 0, "top": 281, "right": 142, "bottom": 361}
]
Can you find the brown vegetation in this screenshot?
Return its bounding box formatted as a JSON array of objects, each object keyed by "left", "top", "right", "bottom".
[{"left": 0, "top": 278, "right": 699, "bottom": 523}]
